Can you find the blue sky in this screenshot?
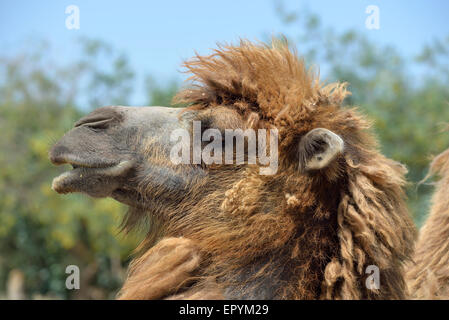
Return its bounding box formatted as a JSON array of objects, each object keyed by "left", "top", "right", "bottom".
[{"left": 1, "top": 0, "right": 448, "bottom": 104}]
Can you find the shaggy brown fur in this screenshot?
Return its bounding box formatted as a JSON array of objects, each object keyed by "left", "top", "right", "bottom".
[
  {"left": 119, "top": 41, "right": 416, "bottom": 299},
  {"left": 119, "top": 237, "right": 202, "bottom": 299},
  {"left": 407, "top": 146, "right": 449, "bottom": 299}
]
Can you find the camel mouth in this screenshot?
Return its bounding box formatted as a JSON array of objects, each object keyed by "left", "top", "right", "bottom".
[
  {"left": 49, "top": 152, "right": 119, "bottom": 168},
  {"left": 51, "top": 160, "right": 134, "bottom": 195}
]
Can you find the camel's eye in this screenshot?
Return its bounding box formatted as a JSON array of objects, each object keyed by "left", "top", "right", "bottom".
[
  {"left": 193, "top": 106, "right": 244, "bottom": 139},
  {"left": 190, "top": 115, "right": 221, "bottom": 135},
  {"left": 199, "top": 117, "right": 216, "bottom": 134}
]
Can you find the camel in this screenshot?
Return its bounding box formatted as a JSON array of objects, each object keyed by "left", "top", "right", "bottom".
[
  {"left": 407, "top": 145, "right": 449, "bottom": 299},
  {"left": 49, "top": 40, "right": 417, "bottom": 299}
]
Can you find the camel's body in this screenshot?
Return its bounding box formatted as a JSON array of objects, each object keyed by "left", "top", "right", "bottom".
[
  {"left": 49, "top": 40, "right": 448, "bottom": 300},
  {"left": 407, "top": 148, "right": 449, "bottom": 299}
]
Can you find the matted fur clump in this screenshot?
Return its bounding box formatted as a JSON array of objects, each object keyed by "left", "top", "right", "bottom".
[
  {"left": 123, "top": 41, "right": 417, "bottom": 299},
  {"left": 407, "top": 146, "right": 449, "bottom": 299}
]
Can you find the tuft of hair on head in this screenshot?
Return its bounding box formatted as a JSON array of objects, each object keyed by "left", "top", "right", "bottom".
[{"left": 173, "top": 38, "right": 331, "bottom": 119}]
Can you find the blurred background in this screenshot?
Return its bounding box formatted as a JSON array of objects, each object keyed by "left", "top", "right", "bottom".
[{"left": 0, "top": 0, "right": 448, "bottom": 299}]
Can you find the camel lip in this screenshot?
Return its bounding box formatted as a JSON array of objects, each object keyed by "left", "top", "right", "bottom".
[
  {"left": 51, "top": 160, "right": 134, "bottom": 194},
  {"left": 49, "top": 153, "right": 118, "bottom": 169}
]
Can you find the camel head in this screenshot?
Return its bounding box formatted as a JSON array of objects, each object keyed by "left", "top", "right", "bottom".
[
  {"left": 49, "top": 103, "right": 345, "bottom": 222},
  {"left": 50, "top": 41, "right": 416, "bottom": 299},
  {"left": 49, "top": 106, "right": 204, "bottom": 207}
]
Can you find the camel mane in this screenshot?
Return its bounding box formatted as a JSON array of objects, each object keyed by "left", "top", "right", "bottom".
[{"left": 128, "top": 40, "right": 416, "bottom": 299}]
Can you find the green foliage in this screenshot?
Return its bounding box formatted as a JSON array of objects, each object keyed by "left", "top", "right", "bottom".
[
  {"left": 145, "top": 75, "right": 183, "bottom": 107},
  {"left": 78, "top": 38, "right": 135, "bottom": 108}
]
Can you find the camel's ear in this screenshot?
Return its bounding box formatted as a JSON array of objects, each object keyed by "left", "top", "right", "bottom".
[{"left": 298, "top": 128, "right": 344, "bottom": 171}]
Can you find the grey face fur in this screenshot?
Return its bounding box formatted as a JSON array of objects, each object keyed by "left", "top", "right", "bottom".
[{"left": 49, "top": 106, "right": 191, "bottom": 205}]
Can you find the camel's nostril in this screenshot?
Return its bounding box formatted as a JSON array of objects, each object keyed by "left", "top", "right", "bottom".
[
  {"left": 75, "top": 118, "right": 113, "bottom": 129},
  {"left": 74, "top": 107, "right": 122, "bottom": 128},
  {"left": 49, "top": 155, "right": 65, "bottom": 165},
  {"left": 49, "top": 145, "right": 71, "bottom": 165}
]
